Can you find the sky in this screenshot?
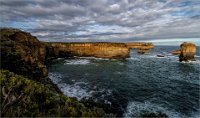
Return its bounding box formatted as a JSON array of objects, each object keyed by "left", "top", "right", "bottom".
[{"left": 0, "top": 0, "right": 200, "bottom": 45}]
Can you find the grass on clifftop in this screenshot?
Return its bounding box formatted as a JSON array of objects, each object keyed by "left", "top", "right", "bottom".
[{"left": 0, "top": 70, "right": 107, "bottom": 117}]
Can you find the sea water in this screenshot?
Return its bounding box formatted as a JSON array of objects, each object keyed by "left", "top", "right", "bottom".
[{"left": 47, "top": 46, "right": 200, "bottom": 117}]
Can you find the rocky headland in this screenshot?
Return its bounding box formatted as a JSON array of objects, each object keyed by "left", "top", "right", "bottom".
[
  {"left": 0, "top": 28, "right": 155, "bottom": 117},
  {"left": 1, "top": 28, "right": 48, "bottom": 80},
  {"left": 0, "top": 28, "right": 109, "bottom": 117},
  {"left": 1, "top": 28, "right": 154, "bottom": 80}
]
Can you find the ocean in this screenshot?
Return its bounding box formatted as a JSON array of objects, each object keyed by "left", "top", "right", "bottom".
[{"left": 47, "top": 46, "right": 200, "bottom": 118}]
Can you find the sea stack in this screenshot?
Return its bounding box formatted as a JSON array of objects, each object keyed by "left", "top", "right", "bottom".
[{"left": 179, "top": 42, "right": 196, "bottom": 62}]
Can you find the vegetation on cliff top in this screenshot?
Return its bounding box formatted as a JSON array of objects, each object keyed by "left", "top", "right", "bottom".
[
  {"left": 0, "top": 70, "right": 108, "bottom": 117},
  {"left": 0, "top": 28, "right": 48, "bottom": 80}
]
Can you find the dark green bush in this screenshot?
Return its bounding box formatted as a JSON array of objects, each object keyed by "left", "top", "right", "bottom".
[{"left": 0, "top": 70, "right": 106, "bottom": 117}]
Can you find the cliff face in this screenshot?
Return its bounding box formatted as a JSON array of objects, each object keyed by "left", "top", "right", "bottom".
[
  {"left": 45, "top": 42, "right": 130, "bottom": 59},
  {"left": 126, "top": 42, "right": 154, "bottom": 54},
  {"left": 1, "top": 28, "right": 154, "bottom": 80},
  {"left": 0, "top": 28, "right": 130, "bottom": 80},
  {"left": 179, "top": 42, "right": 196, "bottom": 62},
  {"left": 126, "top": 42, "right": 154, "bottom": 49},
  {"left": 0, "top": 28, "right": 48, "bottom": 80}
]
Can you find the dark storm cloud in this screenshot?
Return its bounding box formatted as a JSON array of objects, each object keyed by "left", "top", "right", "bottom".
[{"left": 0, "top": 0, "right": 200, "bottom": 42}]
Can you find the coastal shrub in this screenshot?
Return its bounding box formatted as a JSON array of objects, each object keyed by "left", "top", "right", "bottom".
[{"left": 0, "top": 70, "right": 106, "bottom": 117}]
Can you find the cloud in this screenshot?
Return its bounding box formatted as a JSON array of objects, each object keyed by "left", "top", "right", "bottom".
[{"left": 0, "top": 0, "right": 200, "bottom": 42}]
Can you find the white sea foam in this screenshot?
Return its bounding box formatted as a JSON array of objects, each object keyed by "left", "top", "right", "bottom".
[
  {"left": 104, "top": 100, "right": 112, "bottom": 105},
  {"left": 48, "top": 72, "right": 93, "bottom": 100},
  {"left": 79, "top": 56, "right": 109, "bottom": 60},
  {"left": 190, "top": 111, "right": 200, "bottom": 118},
  {"left": 115, "top": 71, "right": 122, "bottom": 75},
  {"left": 57, "top": 58, "right": 63, "bottom": 60},
  {"left": 48, "top": 73, "right": 63, "bottom": 83},
  {"left": 48, "top": 72, "right": 114, "bottom": 101},
  {"left": 58, "top": 82, "right": 93, "bottom": 100},
  {"left": 123, "top": 101, "right": 186, "bottom": 118},
  {"left": 127, "top": 57, "right": 140, "bottom": 61},
  {"left": 98, "top": 89, "right": 113, "bottom": 105},
  {"left": 64, "top": 59, "right": 91, "bottom": 65},
  {"left": 177, "top": 60, "right": 200, "bottom": 65}
]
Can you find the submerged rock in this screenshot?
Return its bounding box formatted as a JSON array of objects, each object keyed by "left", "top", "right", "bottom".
[
  {"left": 157, "top": 54, "right": 165, "bottom": 57},
  {"left": 179, "top": 42, "right": 196, "bottom": 62}
]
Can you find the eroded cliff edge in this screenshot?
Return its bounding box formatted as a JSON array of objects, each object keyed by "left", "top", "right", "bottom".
[
  {"left": 0, "top": 28, "right": 129, "bottom": 80},
  {"left": 45, "top": 42, "right": 130, "bottom": 60},
  {"left": 126, "top": 42, "right": 154, "bottom": 54},
  {"left": 1, "top": 28, "right": 48, "bottom": 80}
]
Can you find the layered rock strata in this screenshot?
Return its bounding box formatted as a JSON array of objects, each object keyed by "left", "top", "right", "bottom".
[
  {"left": 1, "top": 28, "right": 154, "bottom": 80},
  {"left": 44, "top": 42, "right": 130, "bottom": 59},
  {"left": 179, "top": 42, "right": 196, "bottom": 62},
  {"left": 0, "top": 28, "right": 131, "bottom": 80},
  {"left": 126, "top": 42, "right": 154, "bottom": 49},
  {"left": 126, "top": 42, "right": 154, "bottom": 54}
]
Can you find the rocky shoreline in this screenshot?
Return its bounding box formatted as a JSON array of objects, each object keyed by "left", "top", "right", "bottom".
[
  {"left": 0, "top": 28, "right": 155, "bottom": 117},
  {"left": 1, "top": 28, "right": 196, "bottom": 117},
  {"left": 0, "top": 28, "right": 110, "bottom": 117},
  {"left": 1, "top": 28, "right": 154, "bottom": 80},
  {"left": 0, "top": 29, "right": 196, "bottom": 117}
]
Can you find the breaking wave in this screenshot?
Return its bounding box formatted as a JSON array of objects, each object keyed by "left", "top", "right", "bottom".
[
  {"left": 123, "top": 101, "right": 197, "bottom": 118},
  {"left": 48, "top": 72, "right": 113, "bottom": 102},
  {"left": 64, "top": 59, "right": 91, "bottom": 65},
  {"left": 48, "top": 72, "right": 92, "bottom": 100}
]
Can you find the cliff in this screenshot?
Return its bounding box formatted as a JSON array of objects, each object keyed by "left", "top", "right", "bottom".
[
  {"left": 0, "top": 28, "right": 156, "bottom": 117},
  {"left": 0, "top": 28, "right": 48, "bottom": 80},
  {"left": 126, "top": 42, "right": 154, "bottom": 54},
  {"left": 0, "top": 28, "right": 113, "bottom": 117},
  {"left": 0, "top": 28, "right": 130, "bottom": 81},
  {"left": 1, "top": 28, "right": 155, "bottom": 80},
  {"left": 45, "top": 42, "right": 130, "bottom": 59},
  {"left": 126, "top": 42, "right": 154, "bottom": 49},
  {"left": 179, "top": 42, "right": 196, "bottom": 62}
]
